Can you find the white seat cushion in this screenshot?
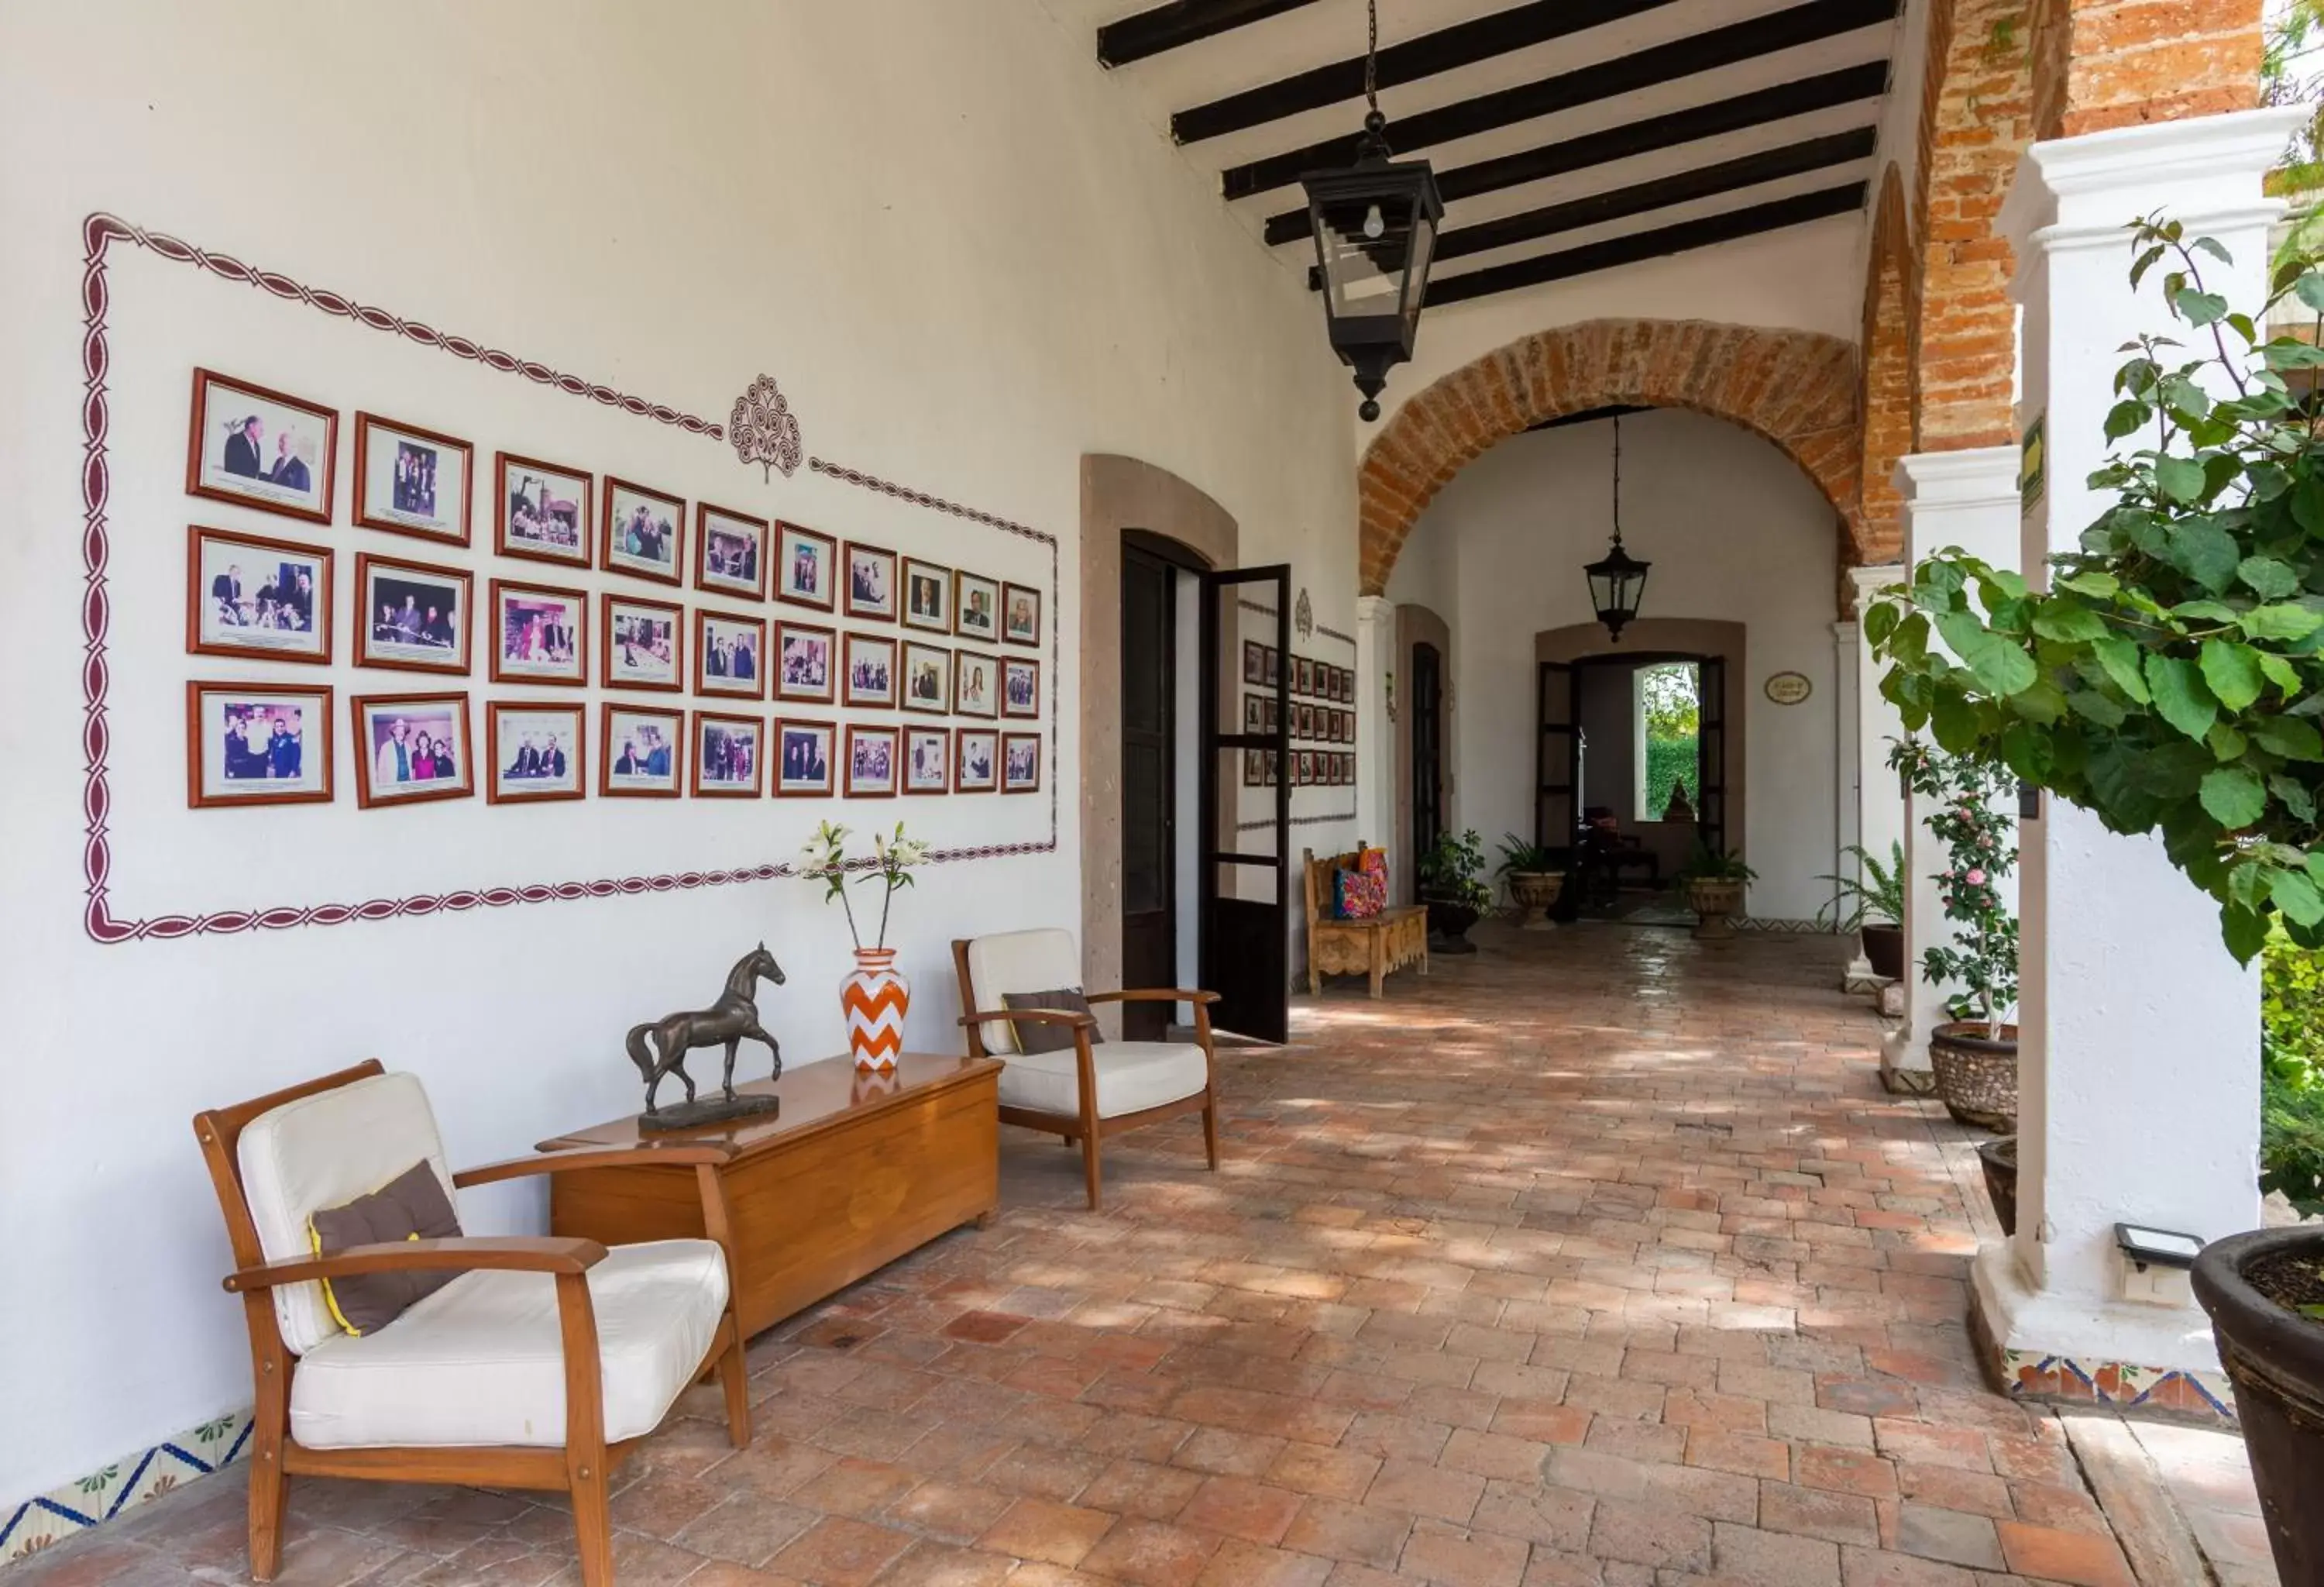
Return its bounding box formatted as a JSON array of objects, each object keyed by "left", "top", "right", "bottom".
[
  {"left": 290, "top": 1238, "right": 727, "bottom": 1449},
  {"left": 237, "top": 1072, "right": 456, "bottom": 1356},
  {"left": 966, "top": 928, "right": 1083, "bottom": 1055},
  {"left": 998, "top": 1040, "right": 1207, "bottom": 1121}
]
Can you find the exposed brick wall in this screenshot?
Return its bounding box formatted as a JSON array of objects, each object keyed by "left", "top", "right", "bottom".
[
  {"left": 1859, "top": 164, "right": 1916, "bottom": 565},
  {"left": 2030, "top": 0, "right": 2262, "bottom": 139},
  {"left": 1357, "top": 319, "right": 1862, "bottom": 597}
]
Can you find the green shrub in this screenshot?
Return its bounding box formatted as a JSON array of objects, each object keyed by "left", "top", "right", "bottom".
[
  {"left": 2265, "top": 927, "right": 2324, "bottom": 1059},
  {"left": 2264, "top": 1037, "right": 2324, "bottom": 1212},
  {"left": 1645, "top": 735, "right": 1697, "bottom": 820}
]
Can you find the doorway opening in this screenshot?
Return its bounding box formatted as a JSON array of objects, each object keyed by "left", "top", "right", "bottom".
[
  {"left": 1120, "top": 530, "right": 1209, "bottom": 1041},
  {"left": 1411, "top": 640, "right": 1444, "bottom": 876}
]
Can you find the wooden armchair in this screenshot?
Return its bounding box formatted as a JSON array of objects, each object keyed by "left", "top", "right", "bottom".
[
  {"left": 951, "top": 928, "right": 1219, "bottom": 1210},
  {"left": 194, "top": 1060, "right": 751, "bottom": 1586}
]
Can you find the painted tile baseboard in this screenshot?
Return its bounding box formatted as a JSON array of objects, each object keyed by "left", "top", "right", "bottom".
[
  {"left": 2001, "top": 1351, "right": 2236, "bottom": 1423},
  {"left": 0, "top": 1408, "right": 249, "bottom": 1566}
]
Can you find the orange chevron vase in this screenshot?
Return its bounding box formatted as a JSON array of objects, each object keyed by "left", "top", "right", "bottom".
[{"left": 841, "top": 948, "right": 909, "bottom": 1072}]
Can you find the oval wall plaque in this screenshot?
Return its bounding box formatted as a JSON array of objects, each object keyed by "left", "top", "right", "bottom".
[{"left": 1764, "top": 671, "right": 1812, "bottom": 705}]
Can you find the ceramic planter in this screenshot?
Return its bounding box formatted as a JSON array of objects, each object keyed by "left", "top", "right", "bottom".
[
  {"left": 1929, "top": 1021, "right": 2017, "bottom": 1131},
  {"left": 1684, "top": 878, "right": 1745, "bottom": 939},
  {"left": 841, "top": 948, "right": 908, "bottom": 1072},
  {"left": 1507, "top": 871, "right": 1563, "bottom": 930},
  {"left": 1422, "top": 893, "right": 1480, "bottom": 954},
  {"left": 1976, "top": 1136, "right": 2017, "bottom": 1237},
  {"left": 1860, "top": 922, "right": 1905, "bottom": 980},
  {"left": 2193, "top": 1228, "right": 2324, "bottom": 1586}
]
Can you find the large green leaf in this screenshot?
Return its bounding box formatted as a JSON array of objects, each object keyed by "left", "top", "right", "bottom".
[
  {"left": 2274, "top": 866, "right": 2324, "bottom": 928},
  {"left": 2033, "top": 604, "right": 2109, "bottom": 643},
  {"left": 2225, "top": 904, "right": 2272, "bottom": 966},
  {"left": 1937, "top": 612, "right": 2038, "bottom": 697},
  {"left": 2170, "top": 519, "right": 2242, "bottom": 591},
  {"left": 2240, "top": 556, "right": 2304, "bottom": 598},
  {"left": 2254, "top": 717, "right": 2324, "bottom": 760},
  {"left": 2146, "top": 654, "right": 2218, "bottom": 740},
  {"left": 2154, "top": 456, "right": 2209, "bottom": 504},
  {"left": 2058, "top": 570, "right": 2120, "bottom": 599},
  {"left": 2244, "top": 603, "right": 2324, "bottom": 642},
  {"left": 2092, "top": 636, "right": 2152, "bottom": 702},
  {"left": 2201, "top": 766, "right": 2267, "bottom": 828},
  {"left": 2200, "top": 640, "right": 2266, "bottom": 711}
]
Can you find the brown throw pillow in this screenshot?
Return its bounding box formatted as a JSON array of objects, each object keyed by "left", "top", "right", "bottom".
[
  {"left": 307, "top": 1160, "right": 462, "bottom": 1337},
  {"left": 1002, "top": 988, "right": 1103, "bottom": 1055}
]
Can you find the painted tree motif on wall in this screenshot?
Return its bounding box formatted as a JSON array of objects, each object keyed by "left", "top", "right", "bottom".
[{"left": 731, "top": 374, "right": 803, "bottom": 480}]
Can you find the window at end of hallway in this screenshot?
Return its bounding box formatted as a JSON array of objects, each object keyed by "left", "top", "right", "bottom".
[{"left": 1635, "top": 662, "right": 1698, "bottom": 823}]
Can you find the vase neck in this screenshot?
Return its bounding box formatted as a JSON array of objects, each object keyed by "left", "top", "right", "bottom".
[{"left": 853, "top": 948, "right": 896, "bottom": 968}]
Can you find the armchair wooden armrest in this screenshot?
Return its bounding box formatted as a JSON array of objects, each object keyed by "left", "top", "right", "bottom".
[
  {"left": 455, "top": 1142, "right": 735, "bottom": 1188},
  {"left": 1084, "top": 989, "right": 1220, "bottom": 1006},
  {"left": 223, "top": 1234, "right": 607, "bottom": 1293},
  {"left": 957, "top": 1007, "right": 1097, "bottom": 1031}
]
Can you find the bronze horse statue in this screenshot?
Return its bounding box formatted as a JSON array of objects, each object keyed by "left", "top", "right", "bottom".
[{"left": 626, "top": 944, "right": 786, "bottom": 1116}]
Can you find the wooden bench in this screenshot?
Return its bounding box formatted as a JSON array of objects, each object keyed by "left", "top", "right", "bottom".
[{"left": 1302, "top": 843, "right": 1428, "bottom": 999}]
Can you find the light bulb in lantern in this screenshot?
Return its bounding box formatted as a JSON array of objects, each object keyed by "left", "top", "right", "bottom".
[{"left": 1362, "top": 204, "right": 1384, "bottom": 240}]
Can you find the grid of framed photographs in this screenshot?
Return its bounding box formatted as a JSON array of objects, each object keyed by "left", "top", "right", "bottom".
[
  {"left": 180, "top": 367, "right": 1043, "bottom": 809},
  {"left": 1236, "top": 641, "right": 1356, "bottom": 789}
]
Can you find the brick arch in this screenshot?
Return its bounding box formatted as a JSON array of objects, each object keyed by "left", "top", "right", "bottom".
[
  {"left": 1858, "top": 164, "right": 1915, "bottom": 563},
  {"left": 1357, "top": 318, "right": 1862, "bottom": 597}
]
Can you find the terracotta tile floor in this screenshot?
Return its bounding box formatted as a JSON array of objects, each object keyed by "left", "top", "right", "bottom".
[{"left": 8, "top": 924, "right": 2271, "bottom": 1586}]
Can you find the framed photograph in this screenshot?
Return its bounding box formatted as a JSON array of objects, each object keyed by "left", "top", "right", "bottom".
[
  {"left": 1296, "top": 702, "right": 1314, "bottom": 740},
  {"left": 352, "top": 691, "right": 473, "bottom": 808},
  {"left": 844, "top": 632, "right": 898, "bottom": 708},
  {"left": 187, "top": 369, "right": 336, "bottom": 525},
  {"left": 185, "top": 681, "right": 332, "bottom": 807},
  {"left": 902, "top": 642, "right": 951, "bottom": 715},
  {"left": 490, "top": 579, "right": 587, "bottom": 686},
  {"left": 1264, "top": 646, "right": 1281, "bottom": 687},
  {"left": 1243, "top": 693, "right": 1263, "bottom": 735},
  {"left": 954, "top": 728, "right": 998, "bottom": 793},
  {"left": 1243, "top": 748, "right": 1264, "bottom": 787},
  {"left": 1263, "top": 697, "right": 1280, "bottom": 735},
  {"left": 1002, "top": 732, "right": 1041, "bottom": 794},
  {"left": 1340, "top": 752, "right": 1355, "bottom": 784},
  {"left": 1001, "top": 656, "right": 1040, "bottom": 719},
  {"left": 695, "top": 504, "right": 768, "bottom": 601},
  {"left": 1243, "top": 640, "right": 1265, "bottom": 685},
  {"left": 844, "top": 724, "right": 897, "bottom": 797},
  {"left": 1298, "top": 750, "right": 1316, "bottom": 787},
  {"left": 775, "top": 521, "right": 837, "bottom": 611},
  {"left": 603, "top": 594, "right": 682, "bottom": 692},
  {"left": 954, "top": 570, "right": 999, "bottom": 643},
  {"left": 486, "top": 702, "right": 583, "bottom": 804},
  {"left": 497, "top": 453, "right": 592, "bottom": 566},
  {"left": 692, "top": 711, "right": 764, "bottom": 798},
  {"left": 602, "top": 704, "right": 682, "bottom": 797},
  {"left": 844, "top": 542, "right": 898, "bottom": 622},
  {"left": 1296, "top": 656, "right": 1314, "bottom": 696},
  {"left": 356, "top": 553, "right": 472, "bottom": 674},
  {"left": 1336, "top": 666, "right": 1352, "bottom": 703},
  {"left": 902, "top": 558, "right": 952, "bottom": 633},
  {"left": 1002, "top": 583, "right": 1041, "bottom": 649},
  {"left": 354, "top": 413, "right": 470, "bottom": 545},
  {"left": 1263, "top": 749, "right": 1280, "bottom": 787},
  {"left": 772, "top": 718, "right": 835, "bottom": 797},
  {"left": 774, "top": 621, "right": 836, "bottom": 704},
  {"left": 601, "top": 477, "right": 684, "bottom": 585},
  {"left": 187, "top": 526, "right": 331, "bottom": 664},
  {"left": 695, "top": 609, "right": 767, "bottom": 699},
  {"left": 953, "top": 649, "right": 999, "bottom": 719},
  {"left": 903, "top": 727, "right": 950, "bottom": 794}
]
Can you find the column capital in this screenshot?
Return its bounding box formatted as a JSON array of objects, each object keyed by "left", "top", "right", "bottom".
[
  {"left": 1846, "top": 562, "right": 1904, "bottom": 608},
  {"left": 1355, "top": 594, "right": 1395, "bottom": 627},
  {"left": 2001, "top": 106, "right": 2304, "bottom": 254},
  {"left": 1895, "top": 447, "right": 2018, "bottom": 509}
]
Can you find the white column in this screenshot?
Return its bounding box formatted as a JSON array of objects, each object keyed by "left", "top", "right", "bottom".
[
  {"left": 1842, "top": 564, "right": 1907, "bottom": 991},
  {"left": 1880, "top": 452, "right": 2020, "bottom": 1090},
  {"left": 1976, "top": 108, "right": 2292, "bottom": 1384},
  {"left": 1356, "top": 595, "right": 1397, "bottom": 869}
]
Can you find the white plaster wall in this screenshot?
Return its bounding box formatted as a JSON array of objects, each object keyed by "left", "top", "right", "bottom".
[
  {"left": 1391, "top": 409, "right": 1841, "bottom": 920},
  {"left": 0, "top": 0, "right": 1358, "bottom": 1503}
]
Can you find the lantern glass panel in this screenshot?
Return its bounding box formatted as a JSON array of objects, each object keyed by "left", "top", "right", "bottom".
[{"left": 1313, "top": 188, "right": 1426, "bottom": 329}]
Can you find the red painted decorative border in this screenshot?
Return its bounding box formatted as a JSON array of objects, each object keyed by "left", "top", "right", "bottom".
[{"left": 79, "top": 212, "right": 1057, "bottom": 945}]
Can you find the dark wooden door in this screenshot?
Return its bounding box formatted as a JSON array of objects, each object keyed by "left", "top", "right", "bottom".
[
  {"left": 1411, "top": 641, "right": 1443, "bottom": 872},
  {"left": 1120, "top": 543, "right": 1176, "bottom": 1040},
  {"left": 1535, "top": 661, "right": 1578, "bottom": 849},
  {"left": 1697, "top": 656, "right": 1728, "bottom": 855},
  {"left": 1198, "top": 563, "right": 1290, "bottom": 1045}
]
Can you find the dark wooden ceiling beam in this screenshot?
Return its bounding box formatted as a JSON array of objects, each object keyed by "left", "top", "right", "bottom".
[
  {"left": 1098, "top": 0, "right": 1325, "bottom": 67},
  {"left": 1421, "top": 181, "right": 1868, "bottom": 308},
  {"left": 1221, "top": 0, "right": 1898, "bottom": 201},
  {"left": 1307, "top": 125, "right": 1876, "bottom": 286},
  {"left": 1263, "top": 60, "right": 1887, "bottom": 246},
  {"left": 1174, "top": 0, "right": 1683, "bottom": 146}
]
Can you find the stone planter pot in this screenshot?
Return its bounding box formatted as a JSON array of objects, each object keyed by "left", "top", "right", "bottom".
[
  {"left": 1507, "top": 871, "right": 1563, "bottom": 930},
  {"left": 1929, "top": 1021, "right": 2018, "bottom": 1131},
  {"left": 2193, "top": 1228, "right": 2324, "bottom": 1586},
  {"left": 1684, "top": 878, "right": 1745, "bottom": 939},
  {"left": 1860, "top": 922, "right": 1905, "bottom": 980},
  {"left": 1422, "top": 893, "right": 1480, "bottom": 954},
  {"left": 1976, "top": 1136, "right": 2017, "bottom": 1237},
  {"left": 841, "top": 948, "right": 909, "bottom": 1072}
]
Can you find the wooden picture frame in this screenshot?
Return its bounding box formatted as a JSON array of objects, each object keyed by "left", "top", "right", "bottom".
[
  {"left": 349, "top": 690, "right": 473, "bottom": 809},
  {"left": 902, "top": 727, "right": 950, "bottom": 794},
  {"left": 187, "top": 525, "right": 332, "bottom": 665},
  {"left": 1264, "top": 646, "right": 1281, "bottom": 687},
  {"left": 602, "top": 594, "right": 685, "bottom": 692},
  {"left": 695, "top": 503, "right": 770, "bottom": 601},
  {"left": 1001, "top": 732, "right": 1041, "bottom": 794},
  {"left": 952, "top": 648, "right": 999, "bottom": 719},
  {"left": 775, "top": 521, "right": 837, "bottom": 611},
  {"left": 901, "top": 642, "right": 951, "bottom": 716},
  {"left": 185, "top": 680, "right": 334, "bottom": 807},
  {"left": 844, "top": 632, "right": 899, "bottom": 709},
  {"left": 1001, "top": 656, "right": 1040, "bottom": 719},
  {"left": 488, "top": 578, "right": 588, "bottom": 687},
  {"left": 773, "top": 621, "right": 837, "bottom": 704},
  {"left": 691, "top": 711, "right": 765, "bottom": 799},
  {"left": 694, "top": 608, "right": 768, "bottom": 701},
  {"left": 844, "top": 542, "right": 899, "bottom": 622},
  {"left": 354, "top": 552, "right": 473, "bottom": 675},
  {"left": 186, "top": 368, "right": 337, "bottom": 526},
  {"left": 353, "top": 412, "right": 472, "bottom": 546},
  {"left": 1002, "top": 582, "right": 1041, "bottom": 649},
  {"left": 953, "top": 570, "right": 999, "bottom": 643},
  {"left": 953, "top": 728, "right": 998, "bottom": 793},
  {"left": 902, "top": 558, "right": 954, "bottom": 633},
  {"left": 772, "top": 718, "right": 835, "bottom": 797},
  {"left": 600, "top": 704, "right": 684, "bottom": 797},
  {"left": 495, "top": 452, "right": 593, "bottom": 566},
  {"left": 843, "top": 724, "right": 898, "bottom": 797},
  {"left": 1243, "top": 640, "right": 1265, "bottom": 684},
  {"left": 485, "top": 701, "right": 585, "bottom": 804},
  {"left": 600, "top": 477, "right": 686, "bottom": 586}
]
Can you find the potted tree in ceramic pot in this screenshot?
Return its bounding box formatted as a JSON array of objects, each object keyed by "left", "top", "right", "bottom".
[
  {"left": 1868, "top": 217, "right": 2324, "bottom": 1583},
  {"left": 1418, "top": 828, "right": 1494, "bottom": 953},
  {"left": 1819, "top": 840, "right": 1907, "bottom": 978},
  {"left": 1495, "top": 833, "right": 1565, "bottom": 929},
  {"left": 1675, "top": 842, "right": 1755, "bottom": 939}
]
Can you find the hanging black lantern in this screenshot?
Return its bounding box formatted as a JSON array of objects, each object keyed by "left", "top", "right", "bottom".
[
  {"left": 1299, "top": 0, "right": 1443, "bottom": 422},
  {"left": 1583, "top": 415, "right": 1649, "bottom": 642}
]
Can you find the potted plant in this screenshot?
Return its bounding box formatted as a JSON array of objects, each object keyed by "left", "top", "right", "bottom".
[
  {"left": 1418, "top": 828, "right": 1493, "bottom": 953},
  {"left": 1675, "top": 842, "right": 1755, "bottom": 939},
  {"left": 803, "top": 819, "right": 928, "bottom": 1071},
  {"left": 1892, "top": 738, "right": 2021, "bottom": 1131},
  {"left": 1868, "top": 216, "right": 2324, "bottom": 1583},
  {"left": 1818, "top": 840, "right": 1907, "bottom": 978},
  {"left": 1495, "top": 833, "right": 1564, "bottom": 929}
]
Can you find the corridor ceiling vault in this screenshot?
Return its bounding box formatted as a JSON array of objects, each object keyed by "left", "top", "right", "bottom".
[{"left": 1058, "top": 0, "right": 1899, "bottom": 307}]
